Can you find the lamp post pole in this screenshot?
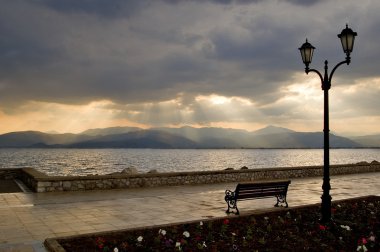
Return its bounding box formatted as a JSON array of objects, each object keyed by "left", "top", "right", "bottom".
[
  {"left": 299, "top": 25, "right": 357, "bottom": 223},
  {"left": 322, "top": 60, "right": 331, "bottom": 222}
]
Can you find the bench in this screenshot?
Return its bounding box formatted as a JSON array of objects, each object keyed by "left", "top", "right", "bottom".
[{"left": 225, "top": 180, "right": 291, "bottom": 214}]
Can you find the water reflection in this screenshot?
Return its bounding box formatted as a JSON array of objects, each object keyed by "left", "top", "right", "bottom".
[{"left": 0, "top": 148, "right": 379, "bottom": 176}]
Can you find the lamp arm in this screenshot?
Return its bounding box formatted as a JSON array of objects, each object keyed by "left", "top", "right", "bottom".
[
  {"left": 306, "top": 68, "right": 324, "bottom": 84},
  {"left": 328, "top": 60, "right": 349, "bottom": 85}
]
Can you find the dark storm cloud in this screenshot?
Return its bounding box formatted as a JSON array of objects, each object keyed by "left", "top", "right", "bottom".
[
  {"left": 0, "top": 0, "right": 379, "bottom": 129},
  {"left": 31, "top": 0, "right": 145, "bottom": 18},
  {"left": 163, "top": 0, "right": 322, "bottom": 6}
]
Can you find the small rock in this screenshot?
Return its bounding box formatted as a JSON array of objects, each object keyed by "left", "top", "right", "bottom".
[
  {"left": 357, "top": 161, "right": 369, "bottom": 165},
  {"left": 147, "top": 169, "right": 158, "bottom": 174},
  {"left": 121, "top": 167, "right": 138, "bottom": 174},
  {"left": 240, "top": 166, "right": 249, "bottom": 170},
  {"left": 371, "top": 160, "right": 379, "bottom": 165}
]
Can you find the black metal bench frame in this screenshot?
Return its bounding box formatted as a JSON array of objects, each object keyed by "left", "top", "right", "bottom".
[{"left": 225, "top": 180, "right": 291, "bottom": 215}]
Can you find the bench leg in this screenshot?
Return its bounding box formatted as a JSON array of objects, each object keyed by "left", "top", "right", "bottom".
[
  {"left": 275, "top": 194, "right": 288, "bottom": 208},
  {"left": 225, "top": 190, "right": 240, "bottom": 214},
  {"left": 225, "top": 199, "right": 239, "bottom": 215},
  {"left": 225, "top": 200, "right": 231, "bottom": 213}
]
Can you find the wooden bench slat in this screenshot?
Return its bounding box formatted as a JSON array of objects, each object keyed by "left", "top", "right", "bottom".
[
  {"left": 238, "top": 188, "right": 286, "bottom": 193},
  {"left": 237, "top": 192, "right": 285, "bottom": 199},
  {"left": 238, "top": 192, "right": 285, "bottom": 198},
  {"left": 238, "top": 184, "right": 289, "bottom": 189},
  {"left": 237, "top": 186, "right": 288, "bottom": 190}
]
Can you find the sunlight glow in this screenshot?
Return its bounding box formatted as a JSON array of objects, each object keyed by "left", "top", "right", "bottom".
[
  {"left": 0, "top": 100, "right": 139, "bottom": 134},
  {"left": 338, "top": 77, "right": 380, "bottom": 94},
  {"left": 284, "top": 78, "right": 322, "bottom": 102},
  {"left": 195, "top": 94, "right": 253, "bottom": 106},
  {"left": 210, "top": 95, "right": 230, "bottom": 105}
]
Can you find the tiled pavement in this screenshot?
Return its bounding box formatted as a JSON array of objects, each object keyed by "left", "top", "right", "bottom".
[{"left": 0, "top": 172, "right": 379, "bottom": 251}]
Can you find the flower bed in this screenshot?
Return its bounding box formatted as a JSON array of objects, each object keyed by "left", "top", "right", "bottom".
[{"left": 48, "top": 196, "right": 379, "bottom": 251}]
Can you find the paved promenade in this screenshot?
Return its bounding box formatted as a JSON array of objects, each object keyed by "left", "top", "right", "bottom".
[{"left": 1, "top": 172, "right": 380, "bottom": 252}]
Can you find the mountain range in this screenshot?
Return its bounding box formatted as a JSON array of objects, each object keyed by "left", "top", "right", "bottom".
[{"left": 0, "top": 125, "right": 378, "bottom": 149}]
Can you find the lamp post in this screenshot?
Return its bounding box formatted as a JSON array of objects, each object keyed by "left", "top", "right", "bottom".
[{"left": 298, "top": 25, "right": 357, "bottom": 223}]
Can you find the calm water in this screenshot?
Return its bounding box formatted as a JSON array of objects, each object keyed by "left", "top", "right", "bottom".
[{"left": 0, "top": 148, "right": 379, "bottom": 176}]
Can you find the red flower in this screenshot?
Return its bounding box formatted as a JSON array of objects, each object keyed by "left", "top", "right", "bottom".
[
  {"left": 319, "top": 224, "right": 327, "bottom": 231},
  {"left": 223, "top": 219, "right": 230, "bottom": 225},
  {"left": 358, "top": 237, "right": 367, "bottom": 245},
  {"left": 96, "top": 237, "right": 105, "bottom": 249},
  {"left": 331, "top": 208, "right": 337, "bottom": 214}
]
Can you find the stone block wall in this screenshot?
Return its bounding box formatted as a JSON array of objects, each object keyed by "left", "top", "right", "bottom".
[
  {"left": 12, "top": 162, "right": 380, "bottom": 192},
  {"left": 20, "top": 168, "right": 45, "bottom": 192}
]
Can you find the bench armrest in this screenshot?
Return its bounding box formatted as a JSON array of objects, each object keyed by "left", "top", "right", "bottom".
[{"left": 225, "top": 189, "right": 235, "bottom": 200}]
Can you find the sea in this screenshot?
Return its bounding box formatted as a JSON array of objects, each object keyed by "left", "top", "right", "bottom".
[{"left": 0, "top": 148, "right": 379, "bottom": 176}]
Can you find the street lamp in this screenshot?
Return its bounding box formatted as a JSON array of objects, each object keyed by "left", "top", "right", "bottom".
[{"left": 298, "top": 25, "right": 357, "bottom": 223}]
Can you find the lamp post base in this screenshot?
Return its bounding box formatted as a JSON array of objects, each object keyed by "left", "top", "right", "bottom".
[{"left": 320, "top": 193, "right": 332, "bottom": 223}]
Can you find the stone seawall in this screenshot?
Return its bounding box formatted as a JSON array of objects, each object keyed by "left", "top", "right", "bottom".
[{"left": 11, "top": 162, "right": 380, "bottom": 192}]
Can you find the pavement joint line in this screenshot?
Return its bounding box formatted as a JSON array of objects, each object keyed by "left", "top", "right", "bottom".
[{"left": 0, "top": 204, "right": 34, "bottom": 209}]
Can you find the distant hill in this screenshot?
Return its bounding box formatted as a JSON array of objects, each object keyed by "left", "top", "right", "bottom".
[
  {"left": 251, "top": 125, "right": 296, "bottom": 135},
  {"left": 247, "top": 132, "right": 361, "bottom": 148},
  {"left": 0, "top": 131, "right": 95, "bottom": 148},
  {"left": 351, "top": 134, "right": 380, "bottom": 148},
  {"left": 154, "top": 126, "right": 361, "bottom": 148},
  {"left": 80, "top": 126, "right": 142, "bottom": 136},
  {"left": 67, "top": 130, "right": 197, "bottom": 148},
  {"left": 0, "top": 125, "right": 375, "bottom": 148},
  {"left": 154, "top": 126, "right": 252, "bottom": 148}
]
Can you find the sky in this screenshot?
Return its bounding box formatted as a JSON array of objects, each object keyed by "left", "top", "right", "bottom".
[{"left": 0, "top": 0, "right": 379, "bottom": 136}]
